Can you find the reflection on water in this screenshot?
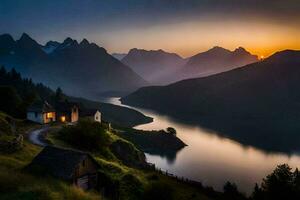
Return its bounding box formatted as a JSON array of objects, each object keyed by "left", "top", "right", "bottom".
[{"left": 100, "top": 97, "right": 300, "bottom": 194}]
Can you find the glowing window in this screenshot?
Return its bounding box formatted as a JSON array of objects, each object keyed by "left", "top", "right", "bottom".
[
  {"left": 61, "top": 116, "right": 66, "bottom": 122},
  {"left": 47, "top": 112, "right": 53, "bottom": 118}
]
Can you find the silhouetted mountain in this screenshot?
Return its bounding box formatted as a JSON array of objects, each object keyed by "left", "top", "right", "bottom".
[
  {"left": 0, "top": 33, "right": 147, "bottom": 98},
  {"left": 122, "top": 50, "right": 300, "bottom": 152},
  {"left": 112, "top": 53, "right": 127, "bottom": 60},
  {"left": 55, "top": 37, "right": 79, "bottom": 51},
  {"left": 80, "top": 38, "right": 89, "bottom": 46},
  {"left": 0, "top": 33, "right": 46, "bottom": 75},
  {"left": 181, "top": 46, "right": 258, "bottom": 79},
  {"left": 16, "top": 33, "right": 47, "bottom": 59},
  {"left": 121, "top": 47, "right": 257, "bottom": 85},
  {"left": 41, "top": 41, "right": 60, "bottom": 54},
  {"left": 0, "top": 34, "right": 16, "bottom": 54},
  {"left": 122, "top": 48, "right": 186, "bottom": 84}
]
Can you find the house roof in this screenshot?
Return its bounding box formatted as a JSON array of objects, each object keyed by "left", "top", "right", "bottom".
[
  {"left": 27, "top": 146, "right": 99, "bottom": 180},
  {"left": 27, "top": 101, "right": 55, "bottom": 113}
]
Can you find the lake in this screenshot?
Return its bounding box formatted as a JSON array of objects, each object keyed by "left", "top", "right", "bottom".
[{"left": 101, "top": 97, "right": 300, "bottom": 194}]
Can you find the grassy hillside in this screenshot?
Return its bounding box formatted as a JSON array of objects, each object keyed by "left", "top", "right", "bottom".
[
  {"left": 0, "top": 114, "right": 223, "bottom": 200},
  {"left": 42, "top": 120, "right": 225, "bottom": 200},
  {"left": 0, "top": 143, "right": 103, "bottom": 200},
  {"left": 53, "top": 120, "right": 147, "bottom": 168},
  {"left": 2, "top": 113, "right": 300, "bottom": 200},
  {"left": 0, "top": 114, "right": 103, "bottom": 200}
]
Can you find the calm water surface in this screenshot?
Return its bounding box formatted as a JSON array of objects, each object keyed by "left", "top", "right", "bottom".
[{"left": 102, "top": 97, "right": 300, "bottom": 194}]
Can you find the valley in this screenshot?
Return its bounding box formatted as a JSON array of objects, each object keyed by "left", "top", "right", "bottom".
[
  {"left": 1, "top": 1, "right": 300, "bottom": 198},
  {"left": 122, "top": 50, "right": 300, "bottom": 153}
]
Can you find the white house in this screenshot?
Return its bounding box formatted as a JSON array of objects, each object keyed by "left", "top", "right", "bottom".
[
  {"left": 94, "top": 110, "right": 101, "bottom": 123},
  {"left": 27, "top": 101, "right": 56, "bottom": 124}
]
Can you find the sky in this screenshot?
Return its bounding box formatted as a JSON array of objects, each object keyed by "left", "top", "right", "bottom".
[{"left": 1, "top": 0, "right": 300, "bottom": 58}]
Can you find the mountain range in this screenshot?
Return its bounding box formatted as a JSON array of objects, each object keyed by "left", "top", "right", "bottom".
[
  {"left": 121, "top": 48, "right": 186, "bottom": 84},
  {"left": 112, "top": 53, "right": 127, "bottom": 60},
  {"left": 121, "top": 50, "right": 300, "bottom": 152},
  {"left": 120, "top": 47, "right": 258, "bottom": 85},
  {"left": 0, "top": 33, "right": 260, "bottom": 99},
  {"left": 181, "top": 46, "right": 258, "bottom": 79},
  {"left": 0, "top": 33, "right": 147, "bottom": 99}
]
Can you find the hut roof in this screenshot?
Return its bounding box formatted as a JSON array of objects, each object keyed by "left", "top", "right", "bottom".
[
  {"left": 27, "top": 146, "right": 99, "bottom": 180},
  {"left": 27, "top": 101, "right": 55, "bottom": 113}
]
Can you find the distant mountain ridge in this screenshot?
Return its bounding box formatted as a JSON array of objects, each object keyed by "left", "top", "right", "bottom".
[
  {"left": 181, "top": 46, "right": 258, "bottom": 79},
  {"left": 112, "top": 53, "right": 127, "bottom": 60},
  {"left": 41, "top": 41, "right": 60, "bottom": 54},
  {"left": 121, "top": 46, "right": 258, "bottom": 85},
  {"left": 0, "top": 33, "right": 147, "bottom": 98},
  {"left": 122, "top": 49, "right": 297, "bottom": 116},
  {"left": 121, "top": 48, "right": 186, "bottom": 84},
  {"left": 121, "top": 50, "right": 300, "bottom": 152}
]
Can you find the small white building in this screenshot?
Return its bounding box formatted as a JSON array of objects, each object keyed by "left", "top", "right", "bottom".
[
  {"left": 27, "top": 101, "right": 56, "bottom": 124},
  {"left": 94, "top": 110, "right": 101, "bottom": 123}
]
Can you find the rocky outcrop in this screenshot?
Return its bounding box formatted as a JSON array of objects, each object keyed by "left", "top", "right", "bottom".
[{"left": 110, "top": 139, "right": 147, "bottom": 168}]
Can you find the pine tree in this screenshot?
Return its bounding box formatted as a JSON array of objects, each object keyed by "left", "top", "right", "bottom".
[
  {"left": 0, "top": 65, "right": 6, "bottom": 76},
  {"left": 293, "top": 168, "right": 300, "bottom": 198},
  {"left": 223, "top": 181, "right": 246, "bottom": 200},
  {"left": 261, "top": 164, "right": 294, "bottom": 200},
  {"left": 55, "top": 87, "right": 65, "bottom": 102},
  {"left": 251, "top": 183, "right": 264, "bottom": 200},
  {"left": 10, "top": 68, "right": 21, "bottom": 80},
  {"left": 0, "top": 67, "right": 55, "bottom": 118}
]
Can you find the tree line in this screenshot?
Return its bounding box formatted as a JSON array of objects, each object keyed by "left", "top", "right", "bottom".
[
  {"left": 0, "top": 66, "right": 56, "bottom": 118},
  {"left": 220, "top": 164, "right": 300, "bottom": 200}
]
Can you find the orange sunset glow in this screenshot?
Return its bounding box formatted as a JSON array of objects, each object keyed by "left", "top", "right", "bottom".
[
  {"left": 2, "top": 1, "right": 300, "bottom": 198},
  {"left": 98, "top": 19, "right": 300, "bottom": 58},
  {"left": 2, "top": 1, "right": 300, "bottom": 58}
]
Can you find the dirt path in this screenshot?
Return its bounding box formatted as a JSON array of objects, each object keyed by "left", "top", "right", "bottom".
[{"left": 28, "top": 126, "right": 49, "bottom": 147}]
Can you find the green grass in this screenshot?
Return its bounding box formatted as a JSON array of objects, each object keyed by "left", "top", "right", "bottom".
[
  {"left": 0, "top": 112, "right": 12, "bottom": 134},
  {"left": 52, "top": 120, "right": 147, "bottom": 168},
  {"left": 0, "top": 114, "right": 219, "bottom": 200},
  {"left": 46, "top": 123, "right": 218, "bottom": 200},
  {"left": 0, "top": 141, "right": 103, "bottom": 200},
  {"left": 0, "top": 116, "right": 103, "bottom": 200}
]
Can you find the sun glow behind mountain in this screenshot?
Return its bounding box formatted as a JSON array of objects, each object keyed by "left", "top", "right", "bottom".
[
  {"left": 98, "top": 18, "right": 300, "bottom": 58},
  {"left": 1, "top": 0, "right": 300, "bottom": 57}
]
